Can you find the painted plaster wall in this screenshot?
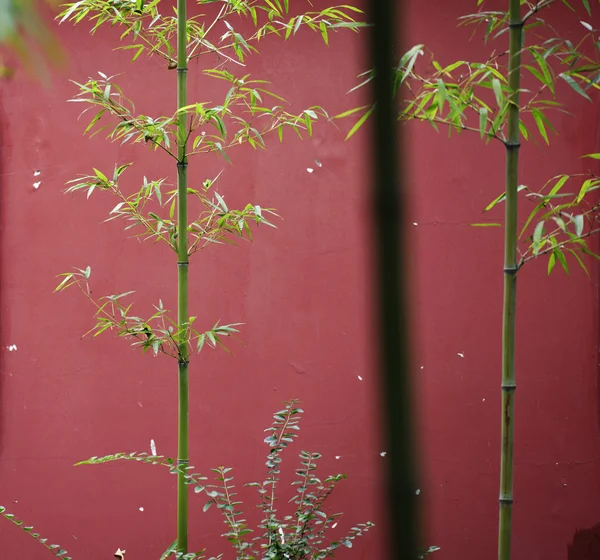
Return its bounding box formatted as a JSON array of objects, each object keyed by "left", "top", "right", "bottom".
[{"left": 1, "top": 1, "right": 600, "bottom": 559}]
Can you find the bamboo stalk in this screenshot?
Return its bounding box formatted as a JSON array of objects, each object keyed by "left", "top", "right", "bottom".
[
  {"left": 367, "top": 1, "right": 417, "bottom": 559},
  {"left": 176, "top": 0, "right": 190, "bottom": 554},
  {"left": 498, "top": 2, "right": 522, "bottom": 559}
]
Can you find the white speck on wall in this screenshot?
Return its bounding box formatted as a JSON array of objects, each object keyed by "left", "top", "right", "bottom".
[
  {"left": 138, "top": 402, "right": 143, "bottom": 407},
  {"left": 150, "top": 439, "right": 157, "bottom": 455},
  {"left": 413, "top": 222, "right": 418, "bottom": 226},
  {"left": 458, "top": 352, "right": 464, "bottom": 358},
  {"left": 380, "top": 451, "right": 387, "bottom": 457},
  {"left": 357, "top": 375, "right": 363, "bottom": 381},
  {"left": 33, "top": 182, "right": 41, "bottom": 189},
  {"left": 306, "top": 168, "right": 314, "bottom": 173},
  {"left": 315, "top": 159, "right": 323, "bottom": 167},
  {"left": 335, "top": 456, "right": 341, "bottom": 460},
  {"left": 7, "top": 345, "right": 17, "bottom": 351},
  {"left": 34, "top": 170, "right": 41, "bottom": 176},
  {"left": 332, "top": 522, "right": 338, "bottom": 529},
  {"left": 139, "top": 507, "right": 144, "bottom": 512},
  {"left": 415, "top": 489, "right": 420, "bottom": 495},
  {"left": 420, "top": 366, "right": 424, "bottom": 370},
  {"left": 482, "top": 398, "right": 486, "bottom": 402}
]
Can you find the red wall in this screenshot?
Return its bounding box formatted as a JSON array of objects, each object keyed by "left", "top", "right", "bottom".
[{"left": 1, "top": 1, "right": 600, "bottom": 559}]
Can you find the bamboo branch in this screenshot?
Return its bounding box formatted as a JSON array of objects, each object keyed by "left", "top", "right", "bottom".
[
  {"left": 522, "top": 0, "right": 557, "bottom": 23},
  {"left": 519, "top": 227, "right": 600, "bottom": 266}
]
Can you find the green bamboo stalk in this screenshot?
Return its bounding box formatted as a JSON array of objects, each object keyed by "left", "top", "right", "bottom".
[
  {"left": 498, "top": 2, "right": 522, "bottom": 559},
  {"left": 176, "top": 0, "right": 189, "bottom": 554}
]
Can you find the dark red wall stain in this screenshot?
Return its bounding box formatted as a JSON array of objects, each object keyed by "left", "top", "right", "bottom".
[{"left": 2, "top": 1, "right": 600, "bottom": 560}]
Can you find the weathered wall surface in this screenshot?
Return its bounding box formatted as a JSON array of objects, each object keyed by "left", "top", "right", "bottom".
[{"left": 1, "top": 1, "right": 600, "bottom": 559}]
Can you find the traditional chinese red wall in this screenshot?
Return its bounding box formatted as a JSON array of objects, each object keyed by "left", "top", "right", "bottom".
[{"left": 2, "top": 1, "right": 600, "bottom": 560}]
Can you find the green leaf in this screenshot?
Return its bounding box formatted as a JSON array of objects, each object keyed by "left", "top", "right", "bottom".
[
  {"left": 568, "top": 249, "right": 589, "bottom": 277},
  {"left": 93, "top": 168, "right": 108, "bottom": 182},
  {"left": 581, "top": 0, "right": 591, "bottom": 16},
  {"left": 530, "top": 49, "right": 554, "bottom": 94},
  {"left": 470, "top": 222, "right": 501, "bottom": 227},
  {"left": 548, "top": 175, "right": 569, "bottom": 196},
  {"left": 479, "top": 107, "right": 488, "bottom": 138},
  {"left": 576, "top": 178, "right": 599, "bottom": 203},
  {"left": 334, "top": 105, "right": 371, "bottom": 119},
  {"left": 319, "top": 21, "right": 329, "bottom": 45},
  {"left": 532, "top": 108, "right": 549, "bottom": 144},
  {"left": 559, "top": 73, "right": 592, "bottom": 101},
  {"left": 344, "top": 105, "right": 375, "bottom": 141},
  {"left": 203, "top": 500, "right": 213, "bottom": 512},
  {"left": 547, "top": 251, "right": 556, "bottom": 275},
  {"left": 492, "top": 78, "right": 503, "bottom": 108},
  {"left": 574, "top": 214, "right": 584, "bottom": 237},
  {"left": 533, "top": 221, "right": 544, "bottom": 255},
  {"left": 556, "top": 250, "right": 569, "bottom": 275}
]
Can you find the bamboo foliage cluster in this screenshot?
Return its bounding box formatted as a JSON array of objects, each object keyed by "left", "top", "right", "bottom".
[
  {"left": 55, "top": 0, "right": 363, "bottom": 360},
  {"left": 341, "top": 0, "right": 600, "bottom": 275}
]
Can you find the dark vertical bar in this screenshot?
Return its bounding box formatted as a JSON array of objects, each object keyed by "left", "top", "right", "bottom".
[{"left": 367, "top": 1, "right": 417, "bottom": 559}]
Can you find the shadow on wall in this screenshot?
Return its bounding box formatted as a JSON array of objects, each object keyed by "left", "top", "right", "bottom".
[{"left": 568, "top": 524, "right": 600, "bottom": 560}]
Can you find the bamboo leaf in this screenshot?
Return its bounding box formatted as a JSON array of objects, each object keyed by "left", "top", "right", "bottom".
[
  {"left": 484, "top": 185, "right": 527, "bottom": 213},
  {"left": 568, "top": 249, "right": 589, "bottom": 277},
  {"left": 93, "top": 168, "right": 108, "bottom": 182},
  {"left": 532, "top": 108, "right": 549, "bottom": 144},
  {"left": 559, "top": 73, "right": 592, "bottom": 101},
  {"left": 581, "top": 0, "right": 591, "bottom": 16},
  {"left": 576, "top": 178, "right": 599, "bottom": 203},
  {"left": 519, "top": 119, "right": 529, "bottom": 141},
  {"left": 533, "top": 221, "right": 544, "bottom": 255},
  {"left": 492, "top": 78, "right": 503, "bottom": 108},
  {"left": 547, "top": 251, "right": 556, "bottom": 275},
  {"left": 334, "top": 105, "right": 370, "bottom": 119},
  {"left": 479, "top": 107, "right": 488, "bottom": 138},
  {"left": 530, "top": 49, "right": 554, "bottom": 94},
  {"left": 436, "top": 79, "right": 447, "bottom": 113},
  {"left": 548, "top": 174, "right": 569, "bottom": 196},
  {"left": 319, "top": 21, "right": 329, "bottom": 45},
  {"left": 345, "top": 105, "right": 375, "bottom": 141},
  {"left": 573, "top": 214, "right": 584, "bottom": 237},
  {"left": 556, "top": 250, "right": 569, "bottom": 275}
]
